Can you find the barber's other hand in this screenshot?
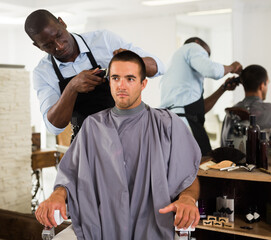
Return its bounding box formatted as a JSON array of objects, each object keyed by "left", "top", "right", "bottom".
[
  {"left": 70, "top": 68, "right": 105, "bottom": 93},
  {"left": 113, "top": 48, "right": 128, "bottom": 55},
  {"left": 230, "top": 61, "right": 243, "bottom": 75},
  {"left": 159, "top": 196, "right": 200, "bottom": 229},
  {"left": 35, "top": 187, "right": 68, "bottom": 228}
]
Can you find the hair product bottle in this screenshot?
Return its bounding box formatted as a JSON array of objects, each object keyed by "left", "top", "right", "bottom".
[
  {"left": 246, "top": 115, "right": 260, "bottom": 165},
  {"left": 258, "top": 131, "right": 268, "bottom": 169}
]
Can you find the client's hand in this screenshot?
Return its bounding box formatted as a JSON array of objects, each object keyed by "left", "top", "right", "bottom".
[
  {"left": 159, "top": 195, "right": 200, "bottom": 230},
  {"left": 35, "top": 186, "right": 68, "bottom": 228}
]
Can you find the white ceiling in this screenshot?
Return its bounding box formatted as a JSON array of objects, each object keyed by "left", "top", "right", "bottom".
[
  {"left": 0, "top": 0, "right": 235, "bottom": 25},
  {"left": 2, "top": 0, "right": 271, "bottom": 28}
]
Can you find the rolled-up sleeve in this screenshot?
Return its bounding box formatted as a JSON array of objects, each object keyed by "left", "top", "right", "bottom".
[
  {"left": 33, "top": 66, "right": 65, "bottom": 135},
  {"left": 186, "top": 43, "right": 224, "bottom": 79}
]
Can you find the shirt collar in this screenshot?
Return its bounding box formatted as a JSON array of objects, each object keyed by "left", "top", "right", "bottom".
[
  {"left": 112, "top": 102, "right": 146, "bottom": 116},
  {"left": 52, "top": 33, "right": 89, "bottom": 68},
  {"left": 244, "top": 96, "right": 262, "bottom": 102}
]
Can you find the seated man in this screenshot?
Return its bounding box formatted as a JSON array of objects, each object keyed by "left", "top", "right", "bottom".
[
  {"left": 221, "top": 64, "right": 271, "bottom": 147},
  {"left": 35, "top": 51, "right": 201, "bottom": 240}
]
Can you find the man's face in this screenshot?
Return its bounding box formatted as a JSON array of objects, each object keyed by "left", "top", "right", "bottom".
[
  {"left": 32, "top": 18, "right": 77, "bottom": 62},
  {"left": 109, "top": 61, "right": 147, "bottom": 110}
]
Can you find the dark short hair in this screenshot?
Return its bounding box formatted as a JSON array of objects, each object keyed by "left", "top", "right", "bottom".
[
  {"left": 108, "top": 51, "right": 146, "bottom": 82},
  {"left": 184, "top": 37, "right": 210, "bottom": 56},
  {"left": 241, "top": 65, "right": 268, "bottom": 92},
  {"left": 24, "top": 9, "right": 59, "bottom": 38}
]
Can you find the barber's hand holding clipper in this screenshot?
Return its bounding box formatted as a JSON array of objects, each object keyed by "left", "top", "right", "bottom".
[
  {"left": 223, "top": 76, "right": 241, "bottom": 90},
  {"left": 69, "top": 68, "right": 106, "bottom": 93}
]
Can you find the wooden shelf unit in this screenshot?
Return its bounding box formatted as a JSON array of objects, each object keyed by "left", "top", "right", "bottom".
[
  {"left": 197, "top": 168, "right": 271, "bottom": 239},
  {"left": 198, "top": 168, "right": 271, "bottom": 182},
  {"left": 197, "top": 216, "right": 271, "bottom": 240}
]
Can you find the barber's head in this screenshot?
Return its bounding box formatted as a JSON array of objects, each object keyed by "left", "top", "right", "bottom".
[
  {"left": 184, "top": 37, "right": 211, "bottom": 57},
  {"left": 241, "top": 64, "right": 269, "bottom": 100},
  {"left": 24, "top": 9, "right": 77, "bottom": 62},
  {"left": 108, "top": 50, "right": 147, "bottom": 110}
]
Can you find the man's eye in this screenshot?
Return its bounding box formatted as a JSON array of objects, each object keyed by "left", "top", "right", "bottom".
[
  {"left": 57, "top": 33, "right": 62, "bottom": 38},
  {"left": 111, "top": 77, "right": 118, "bottom": 81},
  {"left": 128, "top": 78, "right": 135, "bottom": 81}
]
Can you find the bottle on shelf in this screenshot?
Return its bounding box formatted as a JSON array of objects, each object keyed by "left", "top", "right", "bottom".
[
  {"left": 246, "top": 115, "right": 260, "bottom": 165},
  {"left": 198, "top": 199, "right": 207, "bottom": 219},
  {"left": 258, "top": 131, "right": 269, "bottom": 169}
]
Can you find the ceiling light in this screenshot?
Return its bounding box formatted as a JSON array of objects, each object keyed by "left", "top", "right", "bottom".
[
  {"left": 142, "top": 0, "right": 201, "bottom": 6},
  {"left": 187, "top": 8, "right": 232, "bottom": 16}
]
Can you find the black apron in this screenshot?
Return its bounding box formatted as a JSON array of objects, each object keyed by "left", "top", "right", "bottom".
[
  {"left": 169, "top": 95, "right": 211, "bottom": 156},
  {"left": 51, "top": 34, "right": 114, "bottom": 139}
]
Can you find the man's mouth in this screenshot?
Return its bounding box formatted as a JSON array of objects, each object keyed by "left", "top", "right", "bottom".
[
  {"left": 56, "top": 47, "right": 68, "bottom": 57},
  {"left": 117, "top": 92, "right": 128, "bottom": 97}
]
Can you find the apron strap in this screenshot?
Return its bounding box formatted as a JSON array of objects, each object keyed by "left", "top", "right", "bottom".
[
  {"left": 74, "top": 34, "right": 99, "bottom": 69},
  {"left": 51, "top": 33, "right": 100, "bottom": 82}
]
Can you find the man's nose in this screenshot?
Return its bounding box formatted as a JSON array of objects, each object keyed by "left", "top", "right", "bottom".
[
  {"left": 118, "top": 79, "right": 126, "bottom": 89},
  {"left": 55, "top": 39, "right": 64, "bottom": 51}
]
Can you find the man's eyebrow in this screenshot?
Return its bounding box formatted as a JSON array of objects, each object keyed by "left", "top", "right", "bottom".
[
  {"left": 110, "top": 74, "right": 120, "bottom": 77},
  {"left": 125, "top": 74, "right": 136, "bottom": 78}
]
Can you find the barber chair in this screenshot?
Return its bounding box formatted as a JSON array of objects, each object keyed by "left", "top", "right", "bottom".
[
  {"left": 175, "top": 226, "right": 195, "bottom": 240},
  {"left": 41, "top": 125, "right": 71, "bottom": 239},
  {"left": 221, "top": 107, "right": 250, "bottom": 153},
  {"left": 32, "top": 124, "right": 71, "bottom": 213}
]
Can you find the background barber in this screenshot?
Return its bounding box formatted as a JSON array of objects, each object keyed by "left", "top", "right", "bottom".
[{"left": 160, "top": 37, "right": 242, "bottom": 156}]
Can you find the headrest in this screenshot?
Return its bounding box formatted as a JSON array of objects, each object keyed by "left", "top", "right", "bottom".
[{"left": 207, "top": 147, "right": 246, "bottom": 165}]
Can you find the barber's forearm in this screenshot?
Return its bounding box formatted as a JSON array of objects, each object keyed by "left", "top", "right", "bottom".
[
  {"left": 204, "top": 85, "right": 225, "bottom": 113},
  {"left": 179, "top": 177, "right": 200, "bottom": 203},
  {"left": 47, "top": 83, "right": 78, "bottom": 128},
  {"left": 142, "top": 57, "right": 158, "bottom": 77}
]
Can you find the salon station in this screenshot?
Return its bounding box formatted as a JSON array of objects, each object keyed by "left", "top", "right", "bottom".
[{"left": 1, "top": 0, "right": 271, "bottom": 240}]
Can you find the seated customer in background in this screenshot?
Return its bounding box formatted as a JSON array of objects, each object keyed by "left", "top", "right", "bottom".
[
  {"left": 221, "top": 64, "right": 271, "bottom": 146},
  {"left": 35, "top": 51, "right": 201, "bottom": 240}
]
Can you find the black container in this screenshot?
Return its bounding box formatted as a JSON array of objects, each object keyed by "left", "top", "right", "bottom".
[
  {"left": 258, "top": 131, "right": 268, "bottom": 169},
  {"left": 246, "top": 115, "right": 260, "bottom": 165}
]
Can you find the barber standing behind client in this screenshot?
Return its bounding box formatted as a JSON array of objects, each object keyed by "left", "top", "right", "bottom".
[
  {"left": 160, "top": 37, "right": 242, "bottom": 156},
  {"left": 24, "top": 9, "right": 164, "bottom": 138}
]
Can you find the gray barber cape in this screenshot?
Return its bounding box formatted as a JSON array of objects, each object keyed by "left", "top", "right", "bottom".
[{"left": 54, "top": 102, "right": 201, "bottom": 240}]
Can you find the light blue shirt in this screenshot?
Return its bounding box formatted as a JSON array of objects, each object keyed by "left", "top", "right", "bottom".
[
  {"left": 160, "top": 43, "right": 224, "bottom": 119},
  {"left": 33, "top": 30, "right": 165, "bottom": 135}
]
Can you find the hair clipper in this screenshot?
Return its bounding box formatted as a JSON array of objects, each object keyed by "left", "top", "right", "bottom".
[{"left": 223, "top": 76, "right": 241, "bottom": 89}]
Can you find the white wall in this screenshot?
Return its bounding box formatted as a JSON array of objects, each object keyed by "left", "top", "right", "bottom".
[
  {"left": 232, "top": 0, "right": 271, "bottom": 104},
  {"left": 1, "top": 0, "right": 271, "bottom": 145},
  {"left": 0, "top": 24, "right": 45, "bottom": 133},
  {"left": 85, "top": 15, "right": 177, "bottom": 107}
]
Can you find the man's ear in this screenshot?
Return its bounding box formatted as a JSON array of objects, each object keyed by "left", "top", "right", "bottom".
[
  {"left": 58, "top": 17, "right": 67, "bottom": 28},
  {"left": 259, "top": 81, "right": 265, "bottom": 91},
  {"left": 141, "top": 78, "right": 148, "bottom": 91}
]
